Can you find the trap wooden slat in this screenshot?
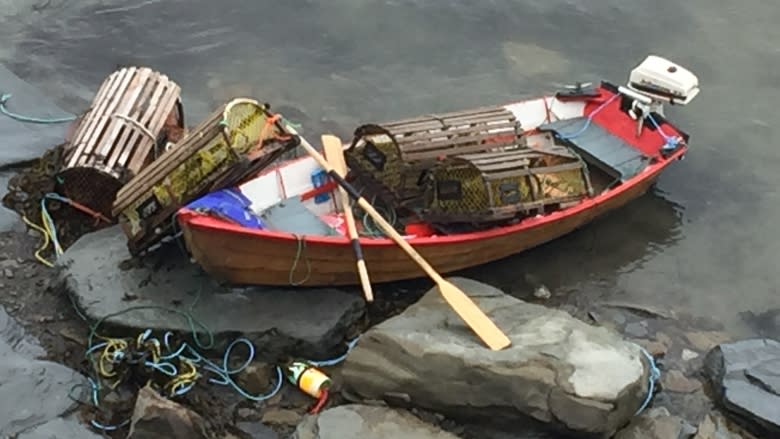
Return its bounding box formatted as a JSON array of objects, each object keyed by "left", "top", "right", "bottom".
[{"left": 58, "top": 67, "right": 184, "bottom": 219}]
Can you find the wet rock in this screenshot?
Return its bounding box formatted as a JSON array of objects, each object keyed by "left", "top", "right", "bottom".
[
  {"left": 237, "top": 421, "right": 279, "bottom": 439},
  {"left": 342, "top": 278, "right": 650, "bottom": 437},
  {"left": 682, "top": 349, "right": 700, "bottom": 361},
  {"left": 293, "top": 404, "right": 461, "bottom": 439},
  {"left": 635, "top": 339, "right": 668, "bottom": 357},
  {"left": 128, "top": 385, "right": 209, "bottom": 439},
  {"left": 693, "top": 413, "right": 751, "bottom": 439},
  {"left": 703, "top": 338, "right": 780, "bottom": 436},
  {"left": 614, "top": 407, "right": 695, "bottom": 439},
  {"left": 238, "top": 362, "right": 275, "bottom": 395},
  {"left": 16, "top": 415, "right": 103, "bottom": 439},
  {"left": 0, "top": 306, "right": 95, "bottom": 437},
  {"left": 59, "top": 226, "right": 365, "bottom": 360},
  {"left": 741, "top": 309, "right": 780, "bottom": 338},
  {"left": 261, "top": 407, "right": 304, "bottom": 427},
  {"left": 625, "top": 321, "right": 649, "bottom": 338},
  {"left": 533, "top": 285, "right": 551, "bottom": 300},
  {"left": 686, "top": 331, "right": 732, "bottom": 352},
  {"left": 237, "top": 407, "right": 258, "bottom": 421},
  {"left": 662, "top": 370, "right": 702, "bottom": 394}
]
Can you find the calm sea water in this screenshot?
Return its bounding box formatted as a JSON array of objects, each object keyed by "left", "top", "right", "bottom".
[{"left": 1, "top": 0, "right": 779, "bottom": 337}]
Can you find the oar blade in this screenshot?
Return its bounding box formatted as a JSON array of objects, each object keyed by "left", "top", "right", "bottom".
[{"left": 436, "top": 279, "right": 512, "bottom": 351}]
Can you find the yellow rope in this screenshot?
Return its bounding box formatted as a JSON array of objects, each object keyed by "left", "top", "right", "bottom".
[{"left": 21, "top": 215, "right": 54, "bottom": 267}]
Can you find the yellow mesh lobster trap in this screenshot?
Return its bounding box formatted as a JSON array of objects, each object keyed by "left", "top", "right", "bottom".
[
  {"left": 344, "top": 105, "right": 523, "bottom": 210},
  {"left": 420, "top": 149, "right": 594, "bottom": 223},
  {"left": 112, "top": 98, "right": 298, "bottom": 255}
]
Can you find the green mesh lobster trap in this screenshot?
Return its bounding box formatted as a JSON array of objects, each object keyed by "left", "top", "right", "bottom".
[
  {"left": 112, "top": 98, "right": 298, "bottom": 255},
  {"left": 420, "top": 148, "right": 594, "bottom": 223},
  {"left": 344, "top": 105, "right": 524, "bottom": 210}
]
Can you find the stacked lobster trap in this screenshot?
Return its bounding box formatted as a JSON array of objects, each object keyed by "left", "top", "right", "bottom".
[
  {"left": 111, "top": 98, "right": 299, "bottom": 254},
  {"left": 344, "top": 104, "right": 594, "bottom": 225}
]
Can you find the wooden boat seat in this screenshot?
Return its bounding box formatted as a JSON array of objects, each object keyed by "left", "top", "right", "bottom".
[
  {"left": 345, "top": 105, "right": 524, "bottom": 209},
  {"left": 539, "top": 117, "right": 650, "bottom": 181},
  {"left": 58, "top": 67, "right": 184, "bottom": 218}
]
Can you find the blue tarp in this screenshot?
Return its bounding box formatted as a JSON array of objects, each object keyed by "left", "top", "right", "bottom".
[{"left": 185, "top": 188, "right": 266, "bottom": 229}]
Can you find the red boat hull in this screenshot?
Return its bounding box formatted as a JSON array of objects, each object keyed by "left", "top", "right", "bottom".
[{"left": 177, "top": 148, "right": 684, "bottom": 286}]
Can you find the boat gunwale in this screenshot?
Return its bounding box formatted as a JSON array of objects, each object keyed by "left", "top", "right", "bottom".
[{"left": 176, "top": 146, "right": 686, "bottom": 248}]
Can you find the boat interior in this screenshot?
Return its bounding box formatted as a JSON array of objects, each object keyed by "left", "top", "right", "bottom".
[{"left": 186, "top": 73, "right": 695, "bottom": 240}]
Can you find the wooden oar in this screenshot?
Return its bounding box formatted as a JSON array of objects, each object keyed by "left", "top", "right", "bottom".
[
  {"left": 286, "top": 127, "right": 511, "bottom": 351},
  {"left": 322, "top": 134, "right": 374, "bottom": 302}
]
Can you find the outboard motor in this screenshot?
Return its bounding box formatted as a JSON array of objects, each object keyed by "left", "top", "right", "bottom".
[{"left": 619, "top": 55, "right": 700, "bottom": 118}]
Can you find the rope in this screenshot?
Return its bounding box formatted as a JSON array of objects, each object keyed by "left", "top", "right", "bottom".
[
  {"left": 646, "top": 113, "right": 684, "bottom": 152},
  {"left": 0, "top": 93, "right": 77, "bottom": 124},
  {"left": 557, "top": 92, "right": 621, "bottom": 140},
  {"left": 635, "top": 346, "right": 661, "bottom": 415},
  {"left": 288, "top": 234, "right": 311, "bottom": 286},
  {"left": 21, "top": 215, "right": 55, "bottom": 267}
]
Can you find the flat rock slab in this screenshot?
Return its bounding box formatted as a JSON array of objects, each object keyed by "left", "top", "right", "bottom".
[
  {"left": 342, "top": 277, "right": 650, "bottom": 437},
  {"left": 16, "top": 416, "right": 104, "bottom": 439},
  {"left": 58, "top": 226, "right": 365, "bottom": 360},
  {"left": 0, "top": 306, "right": 95, "bottom": 437},
  {"left": 293, "top": 404, "right": 461, "bottom": 439},
  {"left": 704, "top": 338, "right": 780, "bottom": 436},
  {"left": 0, "top": 64, "right": 74, "bottom": 168}
]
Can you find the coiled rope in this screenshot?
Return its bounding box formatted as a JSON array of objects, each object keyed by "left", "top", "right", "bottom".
[{"left": 72, "top": 288, "right": 358, "bottom": 432}]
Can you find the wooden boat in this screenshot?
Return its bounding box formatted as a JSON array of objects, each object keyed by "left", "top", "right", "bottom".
[{"left": 177, "top": 55, "right": 700, "bottom": 286}]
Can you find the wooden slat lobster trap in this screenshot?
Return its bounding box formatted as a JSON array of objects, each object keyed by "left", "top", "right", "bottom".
[
  {"left": 344, "top": 105, "right": 524, "bottom": 211},
  {"left": 112, "top": 98, "right": 299, "bottom": 255},
  {"left": 57, "top": 67, "right": 185, "bottom": 219},
  {"left": 419, "top": 148, "right": 594, "bottom": 223}
]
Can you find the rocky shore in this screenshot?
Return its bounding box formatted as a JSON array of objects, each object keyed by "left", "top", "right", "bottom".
[{"left": 1, "top": 217, "right": 777, "bottom": 438}]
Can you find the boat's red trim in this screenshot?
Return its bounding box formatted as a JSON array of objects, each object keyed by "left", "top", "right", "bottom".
[
  {"left": 178, "top": 146, "right": 686, "bottom": 247},
  {"left": 585, "top": 88, "right": 686, "bottom": 157}
]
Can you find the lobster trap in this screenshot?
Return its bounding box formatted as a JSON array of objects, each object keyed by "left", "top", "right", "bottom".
[
  {"left": 421, "top": 148, "right": 594, "bottom": 223},
  {"left": 58, "top": 67, "right": 185, "bottom": 218},
  {"left": 344, "top": 105, "right": 524, "bottom": 210},
  {"left": 111, "top": 98, "right": 298, "bottom": 255}
]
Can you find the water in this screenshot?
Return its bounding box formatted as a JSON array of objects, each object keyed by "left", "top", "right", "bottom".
[{"left": 1, "top": 0, "right": 779, "bottom": 337}]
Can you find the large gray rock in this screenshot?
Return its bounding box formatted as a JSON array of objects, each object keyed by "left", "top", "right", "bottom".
[
  {"left": 293, "top": 404, "right": 461, "bottom": 439},
  {"left": 0, "top": 306, "right": 97, "bottom": 438},
  {"left": 58, "top": 226, "right": 365, "bottom": 360},
  {"left": 342, "top": 278, "right": 651, "bottom": 437},
  {"left": 703, "top": 338, "right": 780, "bottom": 436}
]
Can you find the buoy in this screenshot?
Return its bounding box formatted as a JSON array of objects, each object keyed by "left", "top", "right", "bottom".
[{"left": 286, "top": 361, "right": 332, "bottom": 413}]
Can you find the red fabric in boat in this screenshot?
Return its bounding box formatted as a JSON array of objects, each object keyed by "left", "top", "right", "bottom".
[{"left": 585, "top": 88, "right": 686, "bottom": 158}]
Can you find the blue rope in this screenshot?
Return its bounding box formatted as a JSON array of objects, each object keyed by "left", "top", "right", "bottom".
[
  {"left": 0, "top": 93, "right": 76, "bottom": 124},
  {"left": 646, "top": 113, "right": 683, "bottom": 152},
  {"left": 308, "top": 337, "right": 360, "bottom": 367},
  {"left": 557, "top": 93, "right": 621, "bottom": 140},
  {"left": 635, "top": 346, "right": 661, "bottom": 415}
]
